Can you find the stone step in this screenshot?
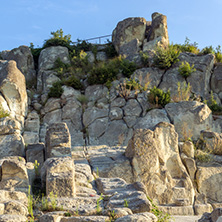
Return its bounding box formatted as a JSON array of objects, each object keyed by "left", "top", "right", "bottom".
[
  {"left": 158, "top": 205, "right": 194, "bottom": 216},
  {"left": 0, "top": 214, "right": 27, "bottom": 222}
]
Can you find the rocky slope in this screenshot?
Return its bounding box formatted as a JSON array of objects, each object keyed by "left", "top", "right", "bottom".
[{"left": 0, "top": 12, "right": 222, "bottom": 222}]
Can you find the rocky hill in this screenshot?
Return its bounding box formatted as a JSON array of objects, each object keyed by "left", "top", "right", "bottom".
[{"left": 0, "top": 12, "right": 222, "bottom": 222}]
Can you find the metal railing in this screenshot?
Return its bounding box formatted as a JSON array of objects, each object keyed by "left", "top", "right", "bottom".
[{"left": 74, "top": 34, "right": 112, "bottom": 45}]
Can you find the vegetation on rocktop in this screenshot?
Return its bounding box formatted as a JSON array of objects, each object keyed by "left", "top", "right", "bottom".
[
  {"left": 178, "top": 61, "right": 196, "bottom": 78},
  {"left": 0, "top": 104, "right": 9, "bottom": 118},
  {"left": 148, "top": 86, "right": 171, "bottom": 108}
]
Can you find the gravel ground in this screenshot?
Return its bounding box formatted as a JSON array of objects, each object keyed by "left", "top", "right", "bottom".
[{"left": 170, "top": 215, "right": 201, "bottom": 222}]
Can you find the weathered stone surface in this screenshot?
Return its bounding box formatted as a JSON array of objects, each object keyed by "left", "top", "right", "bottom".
[
  {"left": 24, "top": 111, "right": 40, "bottom": 133},
  {"left": 196, "top": 166, "right": 222, "bottom": 203},
  {"left": 112, "top": 17, "right": 147, "bottom": 54},
  {"left": 109, "top": 107, "right": 123, "bottom": 120},
  {"left": 132, "top": 67, "right": 164, "bottom": 89},
  {"left": 165, "top": 101, "right": 217, "bottom": 140},
  {"left": 197, "top": 130, "right": 222, "bottom": 155},
  {"left": 23, "top": 131, "right": 39, "bottom": 145},
  {"left": 87, "top": 117, "right": 109, "bottom": 140},
  {"left": 46, "top": 157, "right": 75, "bottom": 197},
  {"left": 211, "top": 63, "right": 222, "bottom": 94},
  {"left": 85, "top": 85, "right": 109, "bottom": 103},
  {"left": 159, "top": 67, "right": 187, "bottom": 99},
  {"left": 83, "top": 107, "right": 109, "bottom": 127},
  {"left": 37, "top": 70, "right": 61, "bottom": 93},
  {"left": 39, "top": 212, "right": 63, "bottom": 222},
  {"left": 126, "top": 122, "right": 194, "bottom": 206},
  {"left": 61, "top": 216, "right": 110, "bottom": 222},
  {"left": 1, "top": 45, "right": 36, "bottom": 83},
  {"left": 149, "top": 12, "right": 169, "bottom": 43},
  {"left": 88, "top": 146, "right": 134, "bottom": 183},
  {"left": 43, "top": 109, "right": 62, "bottom": 125},
  {"left": 0, "top": 159, "right": 29, "bottom": 194},
  {"left": 211, "top": 208, "right": 222, "bottom": 222},
  {"left": 158, "top": 205, "right": 194, "bottom": 216},
  {"left": 0, "top": 60, "right": 28, "bottom": 118},
  {"left": 98, "top": 120, "right": 129, "bottom": 146},
  {"left": 4, "top": 200, "right": 28, "bottom": 216},
  {"left": 38, "top": 46, "right": 70, "bottom": 71},
  {"left": 45, "top": 122, "right": 71, "bottom": 158},
  {"left": 61, "top": 86, "right": 81, "bottom": 101},
  {"left": 103, "top": 208, "right": 133, "bottom": 218},
  {"left": 134, "top": 109, "right": 170, "bottom": 130},
  {"left": 1, "top": 45, "right": 36, "bottom": 82},
  {"left": 181, "top": 53, "right": 215, "bottom": 98},
  {"left": 115, "top": 212, "right": 157, "bottom": 222},
  {"left": 26, "top": 143, "right": 45, "bottom": 169},
  {"left": 180, "top": 154, "right": 196, "bottom": 182},
  {"left": 123, "top": 99, "right": 142, "bottom": 117},
  {"left": 0, "top": 215, "right": 27, "bottom": 222},
  {"left": 56, "top": 196, "right": 100, "bottom": 216},
  {"left": 123, "top": 116, "right": 137, "bottom": 128},
  {"left": 62, "top": 98, "right": 82, "bottom": 131},
  {"left": 194, "top": 204, "right": 213, "bottom": 215},
  {"left": 0, "top": 190, "right": 28, "bottom": 205},
  {"left": 143, "top": 36, "right": 168, "bottom": 52},
  {"left": 111, "top": 97, "right": 126, "bottom": 108},
  {"left": 63, "top": 120, "right": 85, "bottom": 147},
  {"left": 107, "top": 191, "right": 151, "bottom": 213},
  {"left": 0, "top": 133, "right": 25, "bottom": 158},
  {"left": 119, "top": 39, "right": 141, "bottom": 57},
  {"left": 179, "top": 141, "right": 195, "bottom": 158},
  {"left": 43, "top": 98, "right": 61, "bottom": 114}
]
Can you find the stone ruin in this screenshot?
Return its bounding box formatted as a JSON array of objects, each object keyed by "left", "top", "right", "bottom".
[{"left": 0, "top": 11, "right": 221, "bottom": 222}]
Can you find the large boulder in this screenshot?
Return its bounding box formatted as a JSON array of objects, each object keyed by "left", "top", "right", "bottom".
[
  {"left": 0, "top": 159, "right": 29, "bottom": 194},
  {"left": 160, "top": 53, "right": 215, "bottom": 99},
  {"left": 132, "top": 67, "right": 164, "bottom": 89},
  {"left": 125, "top": 122, "right": 194, "bottom": 206},
  {"left": 0, "top": 60, "right": 28, "bottom": 119},
  {"left": 211, "top": 63, "right": 222, "bottom": 94},
  {"left": 1, "top": 45, "right": 36, "bottom": 83},
  {"left": 37, "top": 46, "right": 70, "bottom": 93},
  {"left": 148, "top": 12, "right": 169, "bottom": 42},
  {"left": 196, "top": 166, "right": 222, "bottom": 203},
  {"left": 165, "top": 101, "right": 219, "bottom": 140},
  {"left": 0, "top": 133, "right": 25, "bottom": 158},
  {"left": 134, "top": 109, "right": 170, "bottom": 130},
  {"left": 45, "top": 157, "right": 76, "bottom": 197},
  {"left": 45, "top": 122, "right": 71, "bottom": 159},
  {"left": 112, "top": 17, "right": 147, "bottom": 55}
]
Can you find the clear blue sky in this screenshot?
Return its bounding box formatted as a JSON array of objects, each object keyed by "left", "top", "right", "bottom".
[{"left": 1, "top": 0, "right": 222, "bottom": 51}]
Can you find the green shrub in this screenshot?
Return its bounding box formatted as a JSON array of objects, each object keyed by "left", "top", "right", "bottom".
[
  {"left": 172, "top": 82, "right": 192, "bottom": 102},
  {"left": 206, "top": 91, "right": 222, "bottom": 114},
  {"left": 63, "top": 75, "right": 83, "bottom": 90},
  {"left": 174, "top": 37, "right": 199, "bottom": 54},
  {"left": 215, "top": 45, "right": 222, "bottom": 63},
  {"left": 147, "top": 196, "right": 171, "bottom": 222},
  {"left": 153, "top": 44, "right": 180, "bottom": 69},
  {"left": 104, "top": 41, "right": 118, "bottom": 59},
  {"left": 120, "top": 59, "right": 137, "bottom": 78},
  {"left": 140, "top": 51, "right": 150, "bottom": 67},
  {"left": 178, "top": 61, "right": 196, "bottom": 78},
  {"left": 200, "top": 46, "right": 214, "bottom": 55},
  {"left": 0, "top": 104, "right": 9, "bottom": 118},
  {"left": 43, "top": 29, "right": 72, "bottom": 50},
  {"left": 48, "top": 81, "right": 64, "bottom": 98},
  {"left": 87, "top": 57, "right": 121, "bottom": 85},
  {"left": 148, "top": 86, "right": 171, "bottom": 108}
]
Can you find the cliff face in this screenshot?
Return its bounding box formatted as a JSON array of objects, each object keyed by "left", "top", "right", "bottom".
[{"left": 0, "top": 12, "right": 222, "bottom": 221}]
